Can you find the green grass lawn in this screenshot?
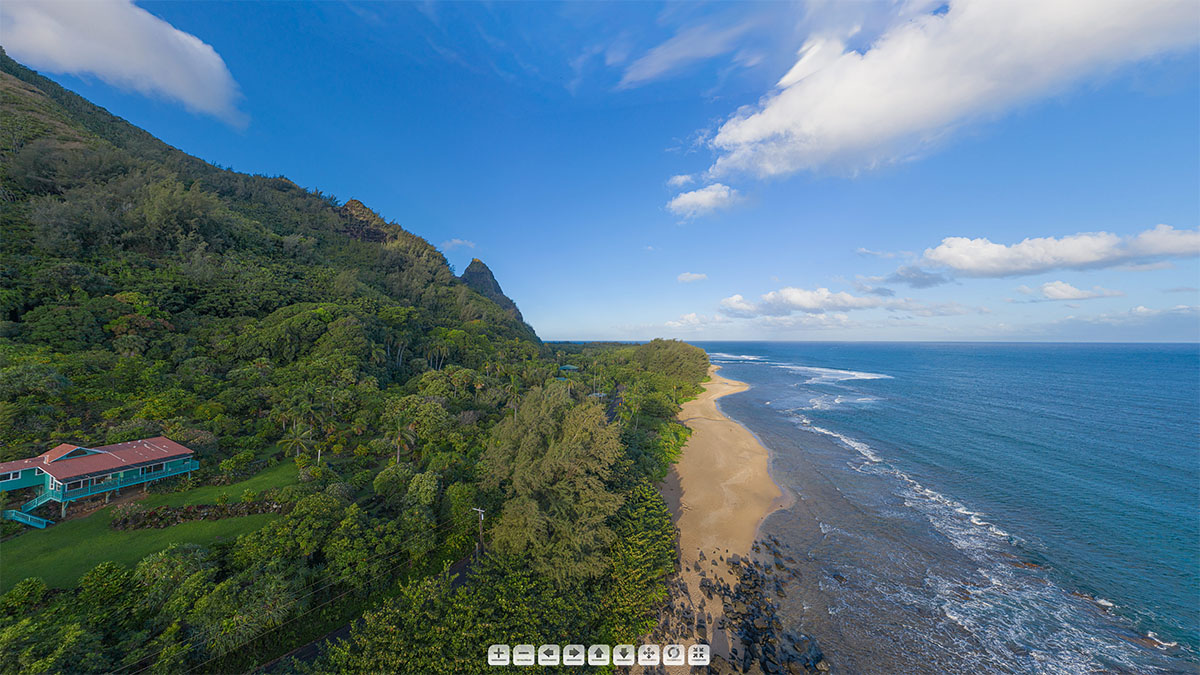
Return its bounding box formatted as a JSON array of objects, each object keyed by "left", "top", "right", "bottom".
[
  {"left": 0, "top": 462, "right": 299, "bottom": 593},
  {"left": 0, "top": 510, "right": 277, "bottom": 593},
  {"left": 141, "top": 460, "right": 297, "bottom": 508}
]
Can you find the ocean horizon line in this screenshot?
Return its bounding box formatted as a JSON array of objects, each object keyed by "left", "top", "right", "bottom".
[{"left": 544, "top": 338, "right": 1200, "bottom": 345}]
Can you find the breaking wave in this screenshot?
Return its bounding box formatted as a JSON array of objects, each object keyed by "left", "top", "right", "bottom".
[{"left": 776, "top": 364, "right": 892, "bottom": 384}]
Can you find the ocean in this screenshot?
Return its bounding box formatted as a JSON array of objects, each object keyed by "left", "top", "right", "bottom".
[{"left": 694, "top": 342, "right": 1199, "bottom": 674}]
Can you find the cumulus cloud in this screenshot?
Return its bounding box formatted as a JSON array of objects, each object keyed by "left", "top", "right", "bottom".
[
  {"left": 758, "top": 312, "right": 856, "bottom": 330},
  {"left": 921, "top": 225, "right": 1200, "bottom": 277},
  {"left": 667, "top": 174, "right": 695, "bottom": 188},
  {"left": 1022, "top": 280, "right": 1124, "bottom": 301},
  {"left": 757, "top": 287, "right": 882, "bottom": 314},
  {"left": 441, "top": 238, "right": 476, "bottom": 250},
  {"left": 1, "top": 0, "right": 245, "bottom": 125},
  {"left": 665, "top": 312, "right": 729, "bottom": 331},
  {"left": 719, "top": 286, "right": 974, "bottom": 318},
  {"left": 707, "top": 0, "right": 1199, "bottom": 177},
  {"left": 666, "top": 183, "right": 740, "bottom": 219},
  {"left": 677, "top": 272, "right": 707, "bottom": 283}
]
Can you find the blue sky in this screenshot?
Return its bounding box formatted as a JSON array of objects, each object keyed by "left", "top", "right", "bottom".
[{"left": 3, "top": 0, "right": 1198, "bottom": 341}]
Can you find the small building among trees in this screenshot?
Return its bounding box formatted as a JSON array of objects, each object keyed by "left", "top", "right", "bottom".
[{"left": 0, "top": 437, "right": 197, "bottom": 528}]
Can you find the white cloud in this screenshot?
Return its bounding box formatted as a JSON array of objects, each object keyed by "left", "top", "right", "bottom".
[
  {"left": 1036, "top": 280, "right": 1123, "bottom": 301},
  {"left": 664, "top": 312, "right": 729, "bottom": 331},
  {"left": 677, "top": 272, "right": 707, "bottom": 283},
  {"left": 441, "top": 238, "right": 476, "bottom": 250},
  {"left": 666, "top": 183, "right": 740, "bottom": 219},
  {"left": 667, "top": 174, "right": 695, "bottom": 188},
  {"left": 706, "top": 0, "right": 1199, "bottom": 177},
  {"left": 719, "top": 294, "right": 759, "bottom": 317},
  {"left": 922, "top": 225, "right": 1200, "bottom": 277},
  {"left": 1, "top": 0, "right": 245, "bottom": 125},
  {"left": 719, "top": 286, "right": 975, "bottom": 318},
  {"left": 1104, "top": 304, "right": 1198, "bottom": 322},
  {"left": 759, "top": 312, "right": 856, "bottom": 330},
  {"left": 759, "top": 287, "right": 883, "bottom": 314},
  {"left": 619, "top": 21, "right": 756, "bottom": 89}
]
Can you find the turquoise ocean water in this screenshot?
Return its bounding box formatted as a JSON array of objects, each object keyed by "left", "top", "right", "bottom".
[{"left": 695, "top": 342, "right": 1199, "bottom": 674}]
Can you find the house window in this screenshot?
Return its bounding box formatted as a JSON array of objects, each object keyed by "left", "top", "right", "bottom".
[
  {"left": 140, "top": 463, "right": 165, "bottom": 476},
  {"left": 0, "top": 472, "right": 15, "bottom": 482},
  {"left": 66, "top": 480, "right": 84, "bottom": 491}
]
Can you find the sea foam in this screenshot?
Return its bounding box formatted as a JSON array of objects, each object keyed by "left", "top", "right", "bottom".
[
  {"left": 776, "top": 364, "right": 892, "bottom": 384},
  {"left": 709, "top": 352, "right": 765, "bottom": 361}
]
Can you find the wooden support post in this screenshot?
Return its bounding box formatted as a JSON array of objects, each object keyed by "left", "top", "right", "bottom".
[{"left": 60, "top": 501, "right": 67, "bottom": 519}]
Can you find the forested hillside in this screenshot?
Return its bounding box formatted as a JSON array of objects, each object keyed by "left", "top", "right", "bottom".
[{"left": 0, "top": 49, "right": 709, "bottom": 673}]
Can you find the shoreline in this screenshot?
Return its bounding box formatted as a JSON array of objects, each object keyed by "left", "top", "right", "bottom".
[{"left": 658, "top": 364, "right": 790, "bottom": 662}]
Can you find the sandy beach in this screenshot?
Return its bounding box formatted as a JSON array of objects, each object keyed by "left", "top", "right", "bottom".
[{"left": 659, "top": 364, "right": 791, "bottom": 662}]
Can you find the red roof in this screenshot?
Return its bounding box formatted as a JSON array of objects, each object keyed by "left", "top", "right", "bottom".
[
  {"left": 43, "top": 443, "right": 84, "bottom": 463},
  {"left": 0, "top": 456, "right": 43, "bottom": 476},
  {"left": 0, "top": 436, "right": 195, "bottom": 482}
]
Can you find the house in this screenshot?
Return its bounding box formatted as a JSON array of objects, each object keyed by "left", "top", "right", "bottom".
[
  {"left": 558, "top": 364, "right": 580, "bottom": 372},
  {"left": 0, "top": 436, "right": 198, "bottom": 528}
]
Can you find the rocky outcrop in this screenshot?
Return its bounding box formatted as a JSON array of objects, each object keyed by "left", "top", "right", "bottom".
[
  {"left": 649, "top": 534, "right": 828, "bottom": 674},
  {"left": 459, "top": 258, "right": 526, "bottom": 323},
  {"left": 337, "top": 199, "right": 391, "bottom": 242}
]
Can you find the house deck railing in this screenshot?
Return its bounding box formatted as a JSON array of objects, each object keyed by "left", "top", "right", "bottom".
[
  {"left": 44, "top": 460, "right": 199, "bottom": 503},
  {"left": 2, "top": 509, "right": 52, "bottom": 528}
]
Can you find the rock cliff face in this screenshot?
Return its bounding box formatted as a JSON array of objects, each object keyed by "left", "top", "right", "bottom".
[
  {"left": 337, "top": 199, "right": 391, "bottom": 242},
  {"left": 459, "top": 258, "right": 526, "bottom": 324}
]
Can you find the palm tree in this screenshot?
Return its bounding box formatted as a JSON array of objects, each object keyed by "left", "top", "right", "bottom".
[
  {"left": 370, "top": 342, "right": 387, "bottom": 367},
  {"left": 503, "top": 378, "right": 521, "bottom": 410},
  {"left": 280, "top": 424, "right": 313, "bottom": 458},
  {"left": 426, "top": 343, "right": 450, "bottom": 370},
  {"left": 393, "top": 421, "right": 418, "bottom": 464}
]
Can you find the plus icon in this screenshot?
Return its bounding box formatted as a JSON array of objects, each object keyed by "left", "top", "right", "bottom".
[{"left": 487, "top": 644, "right": 510, "bottom": 666}]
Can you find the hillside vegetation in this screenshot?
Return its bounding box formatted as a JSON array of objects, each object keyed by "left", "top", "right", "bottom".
[{"left": 0, "top": 49, "right": 709, "bottom": 674}]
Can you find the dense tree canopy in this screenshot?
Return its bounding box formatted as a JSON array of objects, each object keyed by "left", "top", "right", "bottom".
[{"left": 0, "top": 49, "right": 710, "bottom": 674}]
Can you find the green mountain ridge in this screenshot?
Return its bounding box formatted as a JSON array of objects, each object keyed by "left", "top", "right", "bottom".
[
  {"left": 0, "top": 47, "right": 536, "bottom": 352},
  {"left": 0, "top": 48, "right": 716, "bottom": 675},
  {"left": 459, "top": 258, "right": 527, "bottom": 325}
]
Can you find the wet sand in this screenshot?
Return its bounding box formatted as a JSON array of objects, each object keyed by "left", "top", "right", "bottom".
[{"left": 659, "top": 364, "right": 791, "bottom": 661}]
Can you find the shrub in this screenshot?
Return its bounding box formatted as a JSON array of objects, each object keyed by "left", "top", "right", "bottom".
[
  {"left": 350, "top": 469, "right": 374, "bottom": 489},
  {"left": 0, "top": 578, "right": 48, "bottom": 615},
  {"left": 325, "top": 482, "right": 355, "bottom": 502}
]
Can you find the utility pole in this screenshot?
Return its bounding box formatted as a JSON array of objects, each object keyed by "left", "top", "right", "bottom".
[{"left": 471, "top": 507, "right": 485, "bottom": 562}]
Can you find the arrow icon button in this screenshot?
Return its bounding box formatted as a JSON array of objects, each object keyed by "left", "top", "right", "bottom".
[{"left": 587, "top": 644, "right": 610, "bottom": 666}]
